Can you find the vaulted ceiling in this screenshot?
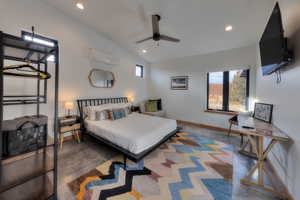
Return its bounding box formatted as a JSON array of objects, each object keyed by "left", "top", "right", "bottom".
[{"left": 43, "top": 0, "right": 275, "bottom": 62}]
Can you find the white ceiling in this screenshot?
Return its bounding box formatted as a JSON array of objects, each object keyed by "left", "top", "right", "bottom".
[{"left": 43, "top": 0, "right": 275, "bottom": 62}]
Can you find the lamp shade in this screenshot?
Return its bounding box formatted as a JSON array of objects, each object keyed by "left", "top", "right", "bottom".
[
  {"left": 64, "top": 102, "right": 74, "bottom": 110},
  {"left": 127, "top": 96, "right": 134, "bottom": 102}
]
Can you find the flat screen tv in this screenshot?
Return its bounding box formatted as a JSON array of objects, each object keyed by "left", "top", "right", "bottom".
[{"left": 259, "top": 2, "right": 293, "bottom": 76}]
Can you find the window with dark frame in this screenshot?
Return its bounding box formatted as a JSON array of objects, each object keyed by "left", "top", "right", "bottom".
[
  {"left": 21, "top": 31, "right": 57, "bottom": 62},
  {"left": 207, "top": 69, "right": 250, "bottom": 112},
  {"left": 136, "top": 64, "right": 144, "bottom": 78}
]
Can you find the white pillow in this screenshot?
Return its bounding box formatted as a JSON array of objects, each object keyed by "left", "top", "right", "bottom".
[
  {"left": 112, "top": 103, "right": 133, "bottom": 109},
  {"left": 139, "top": 101, "right": 146, "bottom": 113},
  {"left": 84, "top": 104, "right": 114, "bottom": 120},
  {"left": 84, "top": 103, "right": 132, "bottom": 121},
  {"left": 84, "top": 107, "right": 96, "bottom": 120}
]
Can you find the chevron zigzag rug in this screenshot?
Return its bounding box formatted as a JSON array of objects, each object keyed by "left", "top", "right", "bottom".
[{"left": 68, "top": 132, "right": 233, "bottom": 200}]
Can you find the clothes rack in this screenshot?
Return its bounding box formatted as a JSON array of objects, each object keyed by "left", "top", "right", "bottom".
[{"left": 0, "top": 30, "right": 59, "bottom": 200}]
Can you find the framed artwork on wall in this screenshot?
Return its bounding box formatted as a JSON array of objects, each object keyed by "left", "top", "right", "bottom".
[
  {"left": 171, "top": 76, "right": 189, "bottom": 90},
  {"left": 253, "top": 103, "right": 273, "bottom": 123}
]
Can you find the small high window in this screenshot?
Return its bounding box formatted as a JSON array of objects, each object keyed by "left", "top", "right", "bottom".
[{"left": 136, "top": 64, "right": 144, "bottom": 78}]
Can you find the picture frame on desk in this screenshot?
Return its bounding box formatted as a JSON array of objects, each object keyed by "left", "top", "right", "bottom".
[{"left": 253, "top": 103, "right": 273, "bottom": 123}]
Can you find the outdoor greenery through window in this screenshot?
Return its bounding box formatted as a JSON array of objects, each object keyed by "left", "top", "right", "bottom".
[{"left": 207, "top": 69, "right": 249, "bottom": 112}]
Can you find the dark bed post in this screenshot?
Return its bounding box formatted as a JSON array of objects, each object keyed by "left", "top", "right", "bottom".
[
  {"left": 123, "top": 154, "right": 127, "bottom": 170},
  {"left": 53, "top": 43, "right": 59, "bottom": 199},
  {"left": 0, "top": 32, "right": 4, "bottom": 174},
  {"left": 77, "top": 100, "right": 85, "bottom": 142}
]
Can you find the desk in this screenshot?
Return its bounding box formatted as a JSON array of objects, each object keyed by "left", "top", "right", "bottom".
[{"left": 228, "top": 114, "right": 291, "bottom": 199}]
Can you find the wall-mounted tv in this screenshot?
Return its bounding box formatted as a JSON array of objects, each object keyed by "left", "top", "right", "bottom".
[{"left": 259, "top": 2, "right": 293, "bottom": 76}]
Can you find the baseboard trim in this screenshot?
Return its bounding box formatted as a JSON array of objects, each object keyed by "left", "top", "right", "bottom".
[
  {"left": 177, "top": 119, "right": 243, "bottom": 135},
  {"left": 177, "top": 119, "right": 294, "bottom": 200}
]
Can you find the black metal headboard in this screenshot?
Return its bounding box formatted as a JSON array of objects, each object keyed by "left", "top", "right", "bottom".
[{"left": 77, "top": 97, "right": 128, "bottom": 120}]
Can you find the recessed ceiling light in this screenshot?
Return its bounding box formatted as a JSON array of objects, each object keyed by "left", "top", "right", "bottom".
[
  {"left": 142, "top": 49, "right": 147, "bottom": 53},
  {"left": 76, "top": 2, "right": 84, "bottom": 10},
  {"left": 225, "top": 25, "right": 233, "bottom": 32}
]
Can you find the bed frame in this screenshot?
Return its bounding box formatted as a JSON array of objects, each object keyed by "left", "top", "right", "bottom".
[{"left": 77, "top": 97, "right": 178, "bottom": 167}]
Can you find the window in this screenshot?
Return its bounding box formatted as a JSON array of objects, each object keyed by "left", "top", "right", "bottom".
[
  {"left": 207, "top": 69, "right": 249, "bottom": 112},
  {"left": 21, "top": 31, "right": 57, "bottom": 62},
  {"left": 208, "top": 72, "right": 224, "bottom": 110},
  {"left": 136, "top": 64, "right": 144, "bottom": 78}
]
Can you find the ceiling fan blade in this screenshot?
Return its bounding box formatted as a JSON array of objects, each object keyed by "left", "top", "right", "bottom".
[
  {"left": 160, "top": 35, "right": 180, "bottom": 42},
  {"left": 136, "top": 36, "right": 153, "bottom": 44},
  {"left": 152, "top": 15, "right": 160, "bottom": 34}
]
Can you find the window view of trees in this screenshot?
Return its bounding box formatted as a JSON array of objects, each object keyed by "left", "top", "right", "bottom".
[
  {"left": 208, "top": 69, "right": 249, "bottom": 112},
  {"left": 208, "top": 72, "right": 223, "bottom": 110},
  {"left": 229, "top": 70, "right": 248, "bottom": 112}
]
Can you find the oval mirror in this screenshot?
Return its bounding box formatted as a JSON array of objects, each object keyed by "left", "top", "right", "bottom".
[{"left": 88, "top": 69, "right": 115, "bottom": 88}]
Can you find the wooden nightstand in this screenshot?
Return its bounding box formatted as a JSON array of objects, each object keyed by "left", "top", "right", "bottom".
[{"left": 58, "top": 115, "right": 81, "bottom": 149}]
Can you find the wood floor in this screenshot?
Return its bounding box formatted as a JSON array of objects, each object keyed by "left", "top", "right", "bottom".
[{"left": 57, "top": 124, "right": 283, "bottom": 200}]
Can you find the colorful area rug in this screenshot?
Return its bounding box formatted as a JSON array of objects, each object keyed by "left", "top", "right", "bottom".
[{"left": 68, "top": 132, "right": 233, "bottom": 200}]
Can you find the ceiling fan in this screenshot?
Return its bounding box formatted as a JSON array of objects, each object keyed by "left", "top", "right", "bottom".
[{"left": 136, "top": 14, "right": 180, "bottom": 44}]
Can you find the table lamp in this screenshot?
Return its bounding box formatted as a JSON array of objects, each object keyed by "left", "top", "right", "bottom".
[
  {"left": 64, "top": 101, "right": 74, "bottom": 118},
  {"left": 127, "top": 96, "right": 134, "bottom": 103}
]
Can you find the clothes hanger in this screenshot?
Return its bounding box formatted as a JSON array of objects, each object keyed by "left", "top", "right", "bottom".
[
  {"left": 3, "top": 27, "right": 51, "bottom": 80},
  {"left": 3, "top": 62, "right": 51, "bottom": 79}
]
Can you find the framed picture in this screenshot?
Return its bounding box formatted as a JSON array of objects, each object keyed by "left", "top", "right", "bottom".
[
  {"left": 171, "top": 76, "right": 188, "bottom": 90},
  {"left": 253, "top": 103, "right": 273, "bottom": 123}
]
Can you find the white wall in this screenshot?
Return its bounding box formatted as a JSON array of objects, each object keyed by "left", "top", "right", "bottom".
[
  {"left": 256, "top": 0, "right": 300, "bottom": 198},
  {"left": 150, "top": 45, "right": 257, "bottom": 128},
  {"left": 0, "top": 0, "right": 150, "bottom": 135}
]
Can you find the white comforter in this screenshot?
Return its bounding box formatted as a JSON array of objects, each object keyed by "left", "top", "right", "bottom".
[{"left": 85, "top": 113, "right": 177, "bottom": 154}]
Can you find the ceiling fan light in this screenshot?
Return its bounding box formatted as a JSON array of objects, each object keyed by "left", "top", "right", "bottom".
[
  {"left": 142, "top": 49, "right": 147, "bottom": 53},
  {"left": 225, "top": 25, "right": 233, "bottom": 32}
]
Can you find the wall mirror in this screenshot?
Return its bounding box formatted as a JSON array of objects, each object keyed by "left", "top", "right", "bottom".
[{"left": 88, "top": 69, "right": 115, "bottom": 88}]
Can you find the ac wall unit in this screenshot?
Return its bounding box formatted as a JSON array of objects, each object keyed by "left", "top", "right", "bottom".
[{"left": 89, "top": 48, "right": 120, "bottom": 65}]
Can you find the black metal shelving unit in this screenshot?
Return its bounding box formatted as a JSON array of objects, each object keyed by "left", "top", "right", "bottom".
[{"left": 0, "top": 31, "right": 59, "bottom": 200}]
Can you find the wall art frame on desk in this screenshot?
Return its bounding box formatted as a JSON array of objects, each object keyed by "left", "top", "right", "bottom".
[
  {"left": 170, "top": 76, "right": 188, "bottom": 90},
  {"left": 253, "top": 103, "right": 273, "bottom": 123}
]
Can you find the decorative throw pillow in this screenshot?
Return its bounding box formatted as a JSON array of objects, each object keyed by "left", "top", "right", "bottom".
[
  {"left": 124, "top": 106, "right": 132, "bottom": 115},
  {"left": 95, "top": 110, "right": 110, "bottom": 121},
  {"left": 107, "top": 110, "right": 115, "bottom": 120},
  {"left": 112, "top": 108, "right": 126, "bottom": 120},
  {"left": 145, "top": 101, "right": 158, "bottom": 112},
  {"left": 85, "top": 105, "right": 115, "bottom": 121}
]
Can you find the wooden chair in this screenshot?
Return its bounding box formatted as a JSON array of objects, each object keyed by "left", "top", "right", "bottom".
[{"left": 228, "top": 115, "right": 244, "bottom": 146}]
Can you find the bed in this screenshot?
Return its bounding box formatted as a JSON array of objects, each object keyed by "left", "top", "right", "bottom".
[{"left": 77, "top": 97, "right": 178, "bottom": 164}]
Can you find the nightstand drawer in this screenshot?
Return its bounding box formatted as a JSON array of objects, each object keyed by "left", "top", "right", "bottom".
[{"left": 60, "top": 123, "right": 80, "bottom": 133}]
